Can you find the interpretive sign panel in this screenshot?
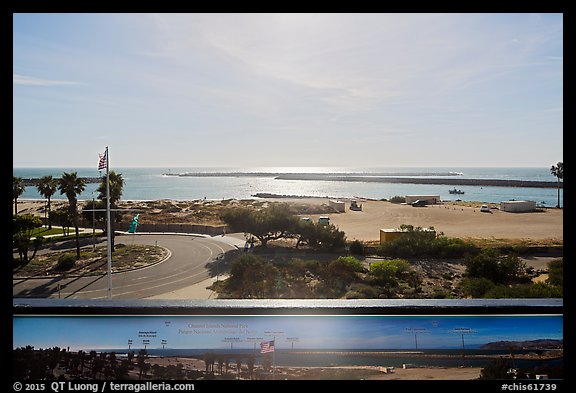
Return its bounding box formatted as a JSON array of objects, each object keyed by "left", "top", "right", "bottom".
[{"left": 13, "top": 314, "right": 563, "bottom": 381}]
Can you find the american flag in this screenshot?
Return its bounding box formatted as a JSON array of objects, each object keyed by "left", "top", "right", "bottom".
[
  {"left": 260, "top": 340, "right": 275, "bottom": 354},
  {"left": 98, "top": 150, "right": 107, "bottom": 171}
]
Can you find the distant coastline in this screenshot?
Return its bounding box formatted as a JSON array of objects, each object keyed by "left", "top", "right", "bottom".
[
  {"left": 20, "top": 177, "right": 101, "bottom": 186},
  {"left": 164, "top": 171, "right": 464, "bottom": 177}
]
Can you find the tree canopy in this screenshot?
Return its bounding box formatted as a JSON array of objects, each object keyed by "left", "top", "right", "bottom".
[
  {"left": 58, "top": 172, "right": 86, "bottom": 258},
  {"left": 13, "top": 214, "right": 43, "bottom": 265},
  {"left": 13, "top": 176, "right": 26, "bottom": 215}
]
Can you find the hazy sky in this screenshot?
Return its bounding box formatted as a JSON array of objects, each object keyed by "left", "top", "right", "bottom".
[
  {"left": 13, "top": 315, "right": 563, "bottom": 351},
  {"left": 13, "top": 13, "right": 563, "bottom": 168}
]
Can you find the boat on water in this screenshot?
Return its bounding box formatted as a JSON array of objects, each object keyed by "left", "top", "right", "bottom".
[{"left": 449, "top": 188, "right": 465, "bottom": 194}]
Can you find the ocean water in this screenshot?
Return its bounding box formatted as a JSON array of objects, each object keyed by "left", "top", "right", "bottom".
[
  {"left": 13, "top": 167, "right": 563, "bottom": 207},
  {"left": 101, "top": 348, "right": 561, "bottom": 369}
]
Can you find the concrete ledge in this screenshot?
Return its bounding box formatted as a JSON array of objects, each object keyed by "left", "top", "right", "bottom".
[{"left": 12, "top": 298, "right": 563, "bottom": 315}]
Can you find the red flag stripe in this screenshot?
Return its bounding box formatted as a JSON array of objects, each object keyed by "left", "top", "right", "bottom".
[
  {"left": 260, "top": 340, "right": 275, "bottom": 354},
  {"left": 98, "top": 152, "right": 107, "bottom": 170}
]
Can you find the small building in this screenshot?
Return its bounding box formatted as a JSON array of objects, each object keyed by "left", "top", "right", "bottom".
[
  {"left": 380, "top": 228, "right": 436, "bottom": 244},
  {"left": 380, "top": 229, "right": 405, "bottom": 244},
  {"left": 405, "top": 195, "right": 440, "bottom": 205},
  {"left": 328, "top": 200, "right": 346, "bottom": 212},
  {"left": 500, "top": 200, "right": 536, "bottom": 213},
  {"left": 318, "top": 217, "right": 330, "bottom": 225}
]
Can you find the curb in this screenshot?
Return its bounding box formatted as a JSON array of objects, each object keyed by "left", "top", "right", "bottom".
[{"left": 13, "top": 246, "right": 172, "bottom": 280}]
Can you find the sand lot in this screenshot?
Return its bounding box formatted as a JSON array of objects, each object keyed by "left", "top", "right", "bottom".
[{"left": 280, "top": 198, "right": 563, "bottom": 244}]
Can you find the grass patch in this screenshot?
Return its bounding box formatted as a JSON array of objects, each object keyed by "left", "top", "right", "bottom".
[
  {"left": 29, "top": 227, "right": 67, "bottom": 237},
  {"left": 13, "top": 244, "right": 169, "bottom": 277}
]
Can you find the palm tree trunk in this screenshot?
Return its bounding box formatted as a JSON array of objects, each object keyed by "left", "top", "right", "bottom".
[
  {"left": 73, "top": 215, "right": 81, "bottom": 258},
  {"left": 47, "top": 197, "right": 52, "bottom": 229},
  {"left": 557, "top": 178, "right": 560, "bottom": 208},
  {"left": 75, "top": 224, "right": 81, "bottom": 258}
]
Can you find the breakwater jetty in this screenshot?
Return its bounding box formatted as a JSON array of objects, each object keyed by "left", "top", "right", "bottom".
[
  {"left": 273, "top": 174, "right": 560, "bottom": 188},
  {"left": 163, "top": 172, "right": 560, "bottom": 188}
]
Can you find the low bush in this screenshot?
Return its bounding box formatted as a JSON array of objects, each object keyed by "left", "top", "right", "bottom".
[
  {"left": 389, "top": 196, "right": 405, "bottom": 204},
  {"left": 56, "top": 253, "right": 76, "bottom": 271}
]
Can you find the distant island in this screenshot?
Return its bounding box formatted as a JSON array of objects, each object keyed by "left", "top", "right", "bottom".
[{"left": 480, "top": 339, "right": 563, "bottom": 350}]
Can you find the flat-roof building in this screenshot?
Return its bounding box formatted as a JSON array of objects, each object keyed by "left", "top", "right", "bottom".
[
  {"left": 405, "top": 195, "right": 440, "bottom": 205},
  {"left": 500, "top": 200, "right": 536, "bottom": 213}
]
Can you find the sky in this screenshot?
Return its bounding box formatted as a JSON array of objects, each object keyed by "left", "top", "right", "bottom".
[
  {"left": 13, "top": 315, "right": 563, "bottom": 351},
  {"left": 13, "top": 13, "right": 563, "bottom": 168}
]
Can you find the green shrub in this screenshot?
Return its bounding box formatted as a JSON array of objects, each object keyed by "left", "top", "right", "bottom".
[
  {"left": 434, "top": 236, "right": 479, "bottom": 258},
  {"left": 547, "top": 258, "right": 563, "bottom": 287},
  {"left": 459, "top": 277, "right": 496, "bottom": 298},
  {"left": 464, "top": 249, "right": 529, "bottom": 285},
  {"left": 345, "top": 283, "right": 380, "bottom": 299},
  {"left": 349, "top": 240, "right": 365, "bottom": 255},
  {"left": 369, "top": 259, "right": 410, "bottom": 286},
  {"left": 484, "top": 283, "right": 563, "bottom": 298},
  {"left": 377, "top": 225, "right": 479, "bottom": 259},
  {"left": 431, "top": 289, "right": 452, "bottom": 299},
  {"left": 389, "top": 196, "right": 405, "bottom": 204},
  {"left": 56, "top": 253, "right": 76, "bottom": 271}
]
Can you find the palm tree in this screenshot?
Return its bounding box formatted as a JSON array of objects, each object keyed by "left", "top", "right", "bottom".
[
  {"left": 550, "top": 162, "right": 563, "bottom": 208},
  {"left": 58, "top": 172, "right": 86, "bottom": 258},
  {"left": 13, "top": 176, "right": 26, "bottom": 215},
  {"left": 97, "top": 170, "right": 125, "bottom": 252},
  {"left": 137, "top": 349, "right": 149, "bottom": 380},
  {"left": 36, "top": 175, "right": 58, "bottom": 229}
]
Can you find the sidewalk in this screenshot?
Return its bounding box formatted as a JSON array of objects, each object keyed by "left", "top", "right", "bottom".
[
  {"left": 144, "top": 274, "right": 229, "bottom": 300},
  {"left": 31, "top": 226, "right": 103, "bottom": 240}
]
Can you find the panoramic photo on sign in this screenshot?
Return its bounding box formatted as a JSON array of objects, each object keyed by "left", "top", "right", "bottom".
[{"left": 13, "top": 314, "right": 563, "bottom": 380}]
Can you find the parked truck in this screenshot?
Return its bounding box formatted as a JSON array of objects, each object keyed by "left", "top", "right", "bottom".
[{"left": 350, "top": 200, "right": 362, "bottom": 211}]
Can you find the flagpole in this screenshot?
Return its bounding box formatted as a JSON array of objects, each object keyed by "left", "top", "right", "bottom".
[
  {"left": 105, "top": 146, "right": 112, "bottom": 299},
  {"left": 272, "top": 337, "right": 275, "bottom": 380}
]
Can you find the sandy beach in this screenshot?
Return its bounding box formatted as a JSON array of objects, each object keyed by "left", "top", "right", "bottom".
[{"left": 304, "top": 198, "right": 563, "bottom": 243}]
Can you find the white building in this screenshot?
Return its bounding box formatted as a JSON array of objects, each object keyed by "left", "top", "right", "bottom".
[
  {"left": 328, "top": 200, "right": 346, "bottom": 212},
  {"left": 405, "top": 195, "right": 440, "bottom": 204},
  {"left": 500, "top": 200, "right": 536, "bottom": 213}
]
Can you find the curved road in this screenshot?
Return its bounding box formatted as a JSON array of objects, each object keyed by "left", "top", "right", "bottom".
[{"left": 13, "top": 234, "right": 245, "bottom": 300}]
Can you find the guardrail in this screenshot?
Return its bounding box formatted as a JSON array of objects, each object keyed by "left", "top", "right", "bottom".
[{"left": 12, "top": 298, "right": 563, "bottom": 315}]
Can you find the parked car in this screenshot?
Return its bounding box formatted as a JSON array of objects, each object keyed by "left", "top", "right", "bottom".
[
  {"left": 411, "top": 200, "right": 427, "bottom": 207},
  {"left": 318, "top": 216, "right": 330, "bottom": 224},
  {"left": 480, "top": 205, "right": 490, "bottom": 212}
]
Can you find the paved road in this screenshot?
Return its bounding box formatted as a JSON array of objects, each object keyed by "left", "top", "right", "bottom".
[{"left": 13, "top": 234, "right": 245, "bottom": 299}]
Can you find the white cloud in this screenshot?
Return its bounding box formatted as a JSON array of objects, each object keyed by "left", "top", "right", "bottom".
[{"left": 13, "top": 74, "right": 79, "bottom": 87}]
